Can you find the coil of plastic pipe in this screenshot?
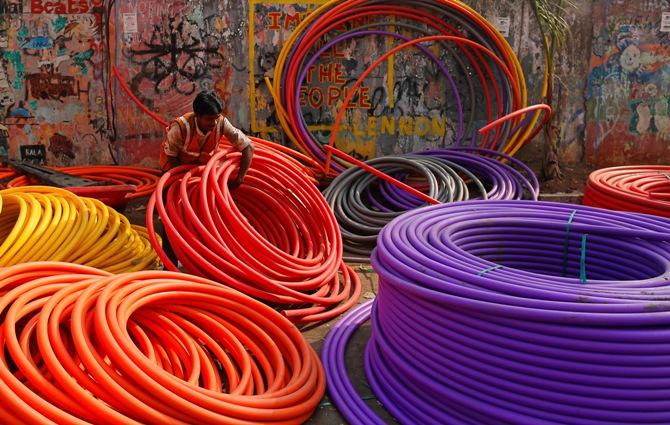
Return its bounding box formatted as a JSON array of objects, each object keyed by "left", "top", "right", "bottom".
[
  {"left": 0, "top": 262, "right": 325, "bottom": 424},
  {"left": 147, "top": 143, "right": 361, "bottom": 323},
  {"left": 4, "top": 165, "right": 162, "bottom": 208},
  {"left": 584, "top": 166, "right": 670, "bottom": 218},
  {"left": 0, "top": 186, "right": 159, "bottom": 272},
  {"left": 324, "top": 148, "right": 538, "bottom": 260},
  {"left": 323, "top": 200, "right": 670, "bottom": 424},
  {"left": 269, "top": 0, "right": 535, "bottom": 174}
]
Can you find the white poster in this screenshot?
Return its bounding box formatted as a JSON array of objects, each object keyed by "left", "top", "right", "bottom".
[
  {"left": 123, "top": 13, "right": 138, "bottom": 34},
  {"left": 661, "top": 12, "right": 670, "bottom": 33},
  {"left": 493, "top": 16, "right": 511, "bottom": 37}
]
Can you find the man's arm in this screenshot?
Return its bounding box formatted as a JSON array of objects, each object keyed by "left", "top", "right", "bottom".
[
  {"left": 230, "top": 143, "right": 254, "bottom": 189},
  {"left": 221, "top": 118, "right": 254, "bottom": 189},
  {"left": 161, "top": 123, "right": 183, "bottom": 172}
]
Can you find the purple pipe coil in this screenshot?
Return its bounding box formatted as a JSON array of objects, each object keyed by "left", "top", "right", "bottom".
[
  {"left": 449, "top": 146, "right": 540, "bottom": 198},
  {"left": 323, "top": 201, "right": 670, "bottom": 424}
]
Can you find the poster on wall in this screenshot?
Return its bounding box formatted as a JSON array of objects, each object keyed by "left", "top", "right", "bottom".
[{"left": 122, "top": 12, "right": 138, "bottom": 34}]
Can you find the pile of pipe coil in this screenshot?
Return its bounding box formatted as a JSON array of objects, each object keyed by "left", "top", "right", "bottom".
[
  {"left": 584, "top": 165, "right": 670, "bottom": 218},
  {"left": 0, "top": 167, "right": 16, "bottom": 184},
  {"left": 323, "top": 147, "right": 539, "bottom": 260},
  {"left": 323, "top": 200, "right": 670, "bottom": 424},
  {"left": 0, "top": 262, "right": 324, "bottom": 424},
  {"left": 268, "top": 0, "right": 548, "bottom": 175},
  {"left": 147, "top": 143, "right": 361, "bottom": 323},
  {"left": 0, "top": 187, "right": 159, "bottom": 272},
  {"left": 4, "top": 165, "right": 162, "bottom": 200}
]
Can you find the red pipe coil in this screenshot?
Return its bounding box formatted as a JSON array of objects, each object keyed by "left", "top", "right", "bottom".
[
  {"left": 5, "top": 165, "right": 161, "bottom": 201},
  {"left": 146, "top": 144, "right": 361, "bottom": 323},
  {"left": 584, "top": 166, "right": 670, "bottom": 218}
]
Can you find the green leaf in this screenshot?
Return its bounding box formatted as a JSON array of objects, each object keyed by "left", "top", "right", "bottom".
[{"left": 530, "top": 0, "right": 576, "bottom": 49}]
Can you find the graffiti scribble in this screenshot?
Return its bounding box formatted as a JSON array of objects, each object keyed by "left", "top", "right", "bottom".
[{"left": 124, "top": 14, "right": 225, "bottom": 95}]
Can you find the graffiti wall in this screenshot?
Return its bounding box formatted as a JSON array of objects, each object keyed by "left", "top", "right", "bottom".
[
  {"left": 1, "top": 0, "right": 560, "bottom": 168},
  {"left": 586, "top": 0, "right": 670, "bottom": 165},
  {"left": 112, "top": 0, "right": 248, "bottom": 166},
  {"left": 3, "top": 0, "right": 661, "bottom": 170},
  {"left": 0, "top": 0, "right": 111, "bottom": 165},
  {"left": 0, "top": 0, "right": 578, "bottom": 168}
]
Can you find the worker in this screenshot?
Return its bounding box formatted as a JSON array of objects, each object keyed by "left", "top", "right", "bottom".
[
  {"left": 159, "top": 91, "right": 254, "bottom": 269},
  {"left": 160, "top": 90, "right": 254, "bottom": 189}
]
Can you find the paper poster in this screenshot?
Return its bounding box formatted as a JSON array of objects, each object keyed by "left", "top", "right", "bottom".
[
  {"left": 123, "top": 13, "right": 138, "bottom": 34},
  {"left": 493, "top": 16, "right": 511, "bottom": 37},
  {"left": 661, "top": 12, "right": 670, "bottom": 32}
]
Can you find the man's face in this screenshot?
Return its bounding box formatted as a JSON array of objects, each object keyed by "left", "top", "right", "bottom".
[{"left": 196, "top": 114, "right": 219, "bottom": 133}]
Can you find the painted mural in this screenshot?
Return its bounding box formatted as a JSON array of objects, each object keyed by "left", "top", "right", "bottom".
[
  {"left": 0, "top": 0, "right": 111, "bottom": 165},
  {"left": 586, "top": 0, "right": 670, "bottom": 165}
]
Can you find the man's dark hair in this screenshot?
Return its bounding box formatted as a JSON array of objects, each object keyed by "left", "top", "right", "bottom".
[{"left": 193, "top": 91, "right": 224, "bottom": 116}]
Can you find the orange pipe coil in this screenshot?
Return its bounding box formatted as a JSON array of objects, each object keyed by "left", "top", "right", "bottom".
[{"left": 0, "top": 262, "right": 325, "bottom": 424}]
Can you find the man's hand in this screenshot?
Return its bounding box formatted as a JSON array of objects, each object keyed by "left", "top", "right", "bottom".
[
  {"left": 198, "top": 151, "right": 213, "bottom": 164},
  {"left": 225, "top": 143, "right": 253, "bottom": 190},
  {"left": 228, "top": 175, "right": 244, "bottom": 190},
  {"left": 228, "top": 144, "right": 253, "bottom": 190}
]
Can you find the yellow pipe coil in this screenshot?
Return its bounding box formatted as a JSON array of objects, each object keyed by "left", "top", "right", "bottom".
[{"left": 0, "top": 187, "right": 159, "bottom": 272}]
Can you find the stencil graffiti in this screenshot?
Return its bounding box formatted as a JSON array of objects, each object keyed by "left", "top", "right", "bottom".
[
  {"left": 20, "top": 144, "right": 46, "bottom": 165},
  {"left": 123, "top": 13, "right": 226, "bottom": 95}
]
